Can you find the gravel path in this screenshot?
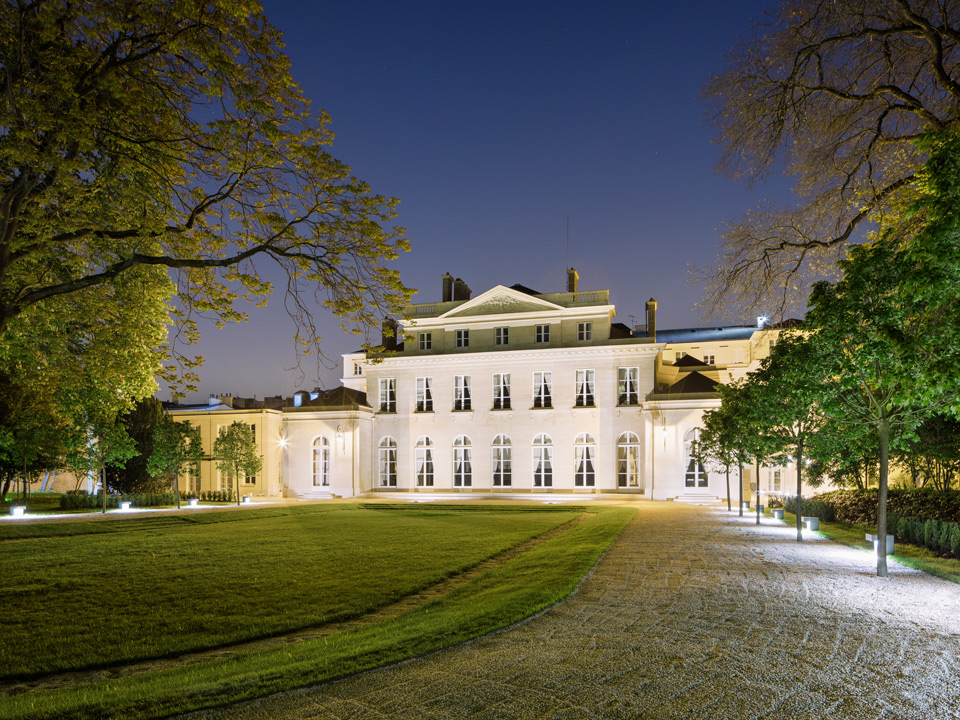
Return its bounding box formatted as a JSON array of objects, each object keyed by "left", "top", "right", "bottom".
[{"left": 184, "top": 502, "right": 960, "bottom": 720}]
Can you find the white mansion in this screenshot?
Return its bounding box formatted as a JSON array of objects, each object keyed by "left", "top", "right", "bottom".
[{"left": 170, "top": 270, "right": 801, "bottom": 501}]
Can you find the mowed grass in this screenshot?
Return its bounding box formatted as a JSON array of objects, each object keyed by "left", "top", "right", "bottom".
[
  {"left": 0, "top": 504, "right": 635, "bottom": 720},
  {"left": 0, "top": 504, "right": 580, "bottom": 680}
]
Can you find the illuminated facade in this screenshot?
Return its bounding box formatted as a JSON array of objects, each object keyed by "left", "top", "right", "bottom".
[{"left": 169, "top": 271, "right": 811, "bottom": 501}]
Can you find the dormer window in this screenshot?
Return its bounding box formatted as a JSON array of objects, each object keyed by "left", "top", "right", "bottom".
[
  {"left": 578, "top": 322, "right": 592, "bottom": 341},
  {"left": 495, "top": 327, "right": 509, "bottom": 345},
  {"left": 456, "top": 329, "right": 469, "bottom": 348}
]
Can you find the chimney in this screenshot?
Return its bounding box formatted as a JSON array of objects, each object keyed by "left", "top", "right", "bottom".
[
  {"left": 567, "top": 267, "right": 579, "bottom": 294},
  {"left": 453, "top": 277, "right": 471, "bottom": 301},
  {"left": 442, "top": 272, "right": 454, "bottom": 302},
  {"left": 645, "top": 298, "right": 657, "bottom": 340},
  {"left": 381, "top": 317, "right": 398, "bottom": 351}
]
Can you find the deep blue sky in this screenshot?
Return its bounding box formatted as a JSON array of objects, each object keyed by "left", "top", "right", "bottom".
[{"left": 173, "top": 0, "right": 787, "bottom": 402}]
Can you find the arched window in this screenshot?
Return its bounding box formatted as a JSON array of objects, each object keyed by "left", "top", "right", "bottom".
[
  {"left": 617, "top": 432, "right": 641, "bottom": 488},
  {"left": 415, "top": 437, "right": 434, "bottom": 487},
  {"left": 379, "top": 437, "right": 397, "bottom": 487},
  {"left": 313, "top": 437, "right": 330, "bottom": 486},
  {"left": 492, "top": 435, "right": 512, "bottom": 487},
  {"left": 453, "top": 435, "right": 472, "bottom": 487},
  {"left": 574, "top": 433, "right": 596, "bottom": 487},
  {"left": 684, "top": 428, "right": 708, "bottom": 488},
  {"left": 532, "top": 434, "right": 553, "bottom": 487}
]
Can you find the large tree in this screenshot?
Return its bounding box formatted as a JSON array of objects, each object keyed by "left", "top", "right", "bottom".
[
  {"left": 700, "top": 0, "right": 960, "bottom": 319},
  {"left": 0, "top": 0, "right": 411, "bottom": 397},
  {"left": 736, "top": 332, "right": 826, "bottom": 541}
]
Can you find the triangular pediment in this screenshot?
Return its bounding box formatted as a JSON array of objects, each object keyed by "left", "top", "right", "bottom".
[{"left": 441, "top": 285, "right": 563, "bottom": 318}]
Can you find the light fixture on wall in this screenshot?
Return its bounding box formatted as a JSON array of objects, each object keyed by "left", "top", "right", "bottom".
[{"left": 336, "top": 425, "right": 344, "bottom": 452}]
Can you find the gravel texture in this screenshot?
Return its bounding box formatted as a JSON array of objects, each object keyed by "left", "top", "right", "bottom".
[{"left": 183, "top": 502, "right": 960, "bottom": 720}]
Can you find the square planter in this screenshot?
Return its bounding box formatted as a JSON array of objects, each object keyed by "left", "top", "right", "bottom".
[
  {"left": 9, "top": 506, "right": 25, "bottom": 517},
  {"left": 188, "top": 498, "right": 199, "bottom": 507},
  {"left": 773, "top": 509, "right": 784, "bottom": 520},
  {"left": 866, "top": 533, "right": 895, "bottom": 554},
  {"left": 802, "top": 516, "right": 820, "bottom": 531}
]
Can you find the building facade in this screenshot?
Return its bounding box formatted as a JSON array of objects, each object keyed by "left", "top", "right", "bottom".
[{"left": 169, "top": 271, "right": 816, "bottom": 502}]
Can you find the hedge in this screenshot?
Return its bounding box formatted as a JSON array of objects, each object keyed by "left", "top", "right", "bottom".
[
  {"left": 813, "top": 487, "right": 960, "bottom": 525},
  {"left": 783, "top": 496, "right": 837, "bottom": 521}
]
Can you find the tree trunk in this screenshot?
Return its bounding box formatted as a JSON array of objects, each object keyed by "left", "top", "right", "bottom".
[
  {"left": 725, "top": 464, "right": 731, "bottom": 511},
  {"left": 101, "top": 465, "right": 107, "bottom": 514},
  {"left": 738, "top": 463, "right": 743, "bottom": 517},
  {"left": 877, "top": 419, "right": 890, "bottom": 578},
  {"left": 1, "top": 475, "right": 11, "bottom": 500},
  {"left": 755, "top": 458, "right": 761, "bottom": 525},
  {"left": 796, "top": 437, "right": 804, "bottom": 542},
  {"left": 174, "top": 472, "right": 181, "bottom": 509}
]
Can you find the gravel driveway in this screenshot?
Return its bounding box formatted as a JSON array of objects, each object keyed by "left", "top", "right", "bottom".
[{"left": 184, "top": 502, "right": 960, "bottom": 719}]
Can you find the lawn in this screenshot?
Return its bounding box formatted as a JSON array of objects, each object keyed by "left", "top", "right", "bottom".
[{"left": 0, "top": 503, "right": 635, "bottom": 720}]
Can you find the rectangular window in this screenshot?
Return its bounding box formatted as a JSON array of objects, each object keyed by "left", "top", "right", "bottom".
[
  {"left": 536, "top": 324, "right": 550, "bottom": 343},
  {"left": 379, "top": 378, "right": 396, "bottom": 413},
  {"left": 533, "top": 371, "right": 552, "bottom": 408},
  {"left": 419, "top": 332, "right": 432, "bottom": 350},
  {"left": 416, "top": 377, "right": 433, "bottom": 412},
  {"left": 495, "top": 326, "right": 509, "bottom": 345},
  {"left": 493, "top": 373, "right": 511, "bottom": 409},
  {"left": 772, "top": 469, "right": 782, "bottom": 492},
  {"left": 578, "top": 322, "right": 592, "bottom": 341},
  {"left": 618, "top": 367, "right": 639, "bottom": 405},
  {"left": 704, "top": 354, "right": 715, "bottom": 365},
  {"left": 456, "top": 329, "right": 469, "bottom": 348},
  {"left": 353, "top": 362, "right": 363, "bottom": 376},
  {"left": 245, "top": 424, "right": 257, "bottom": 484},
  {"left": 575, "top": 369, "right": 595, "bottom": 407},
  {"left": 454, "top": 375, "right": 472, "bottom": 410}
]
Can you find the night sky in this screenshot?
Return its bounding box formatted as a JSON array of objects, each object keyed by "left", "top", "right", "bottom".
[{"left": 172, "top": 0, "right": 789, "bottom": 402}]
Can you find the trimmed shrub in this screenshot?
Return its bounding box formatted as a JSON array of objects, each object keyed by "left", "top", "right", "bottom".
[
  {"left": 950, "top": 524, "right": 960, "bottom": 558},
  {"left": 924, "top": 519, "right": 940, "bottom": 552},
  {"left": 784, "top": 497, "right": 837, "bottom": 521}
]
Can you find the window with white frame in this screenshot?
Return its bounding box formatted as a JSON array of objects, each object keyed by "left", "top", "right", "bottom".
[
  {"left": 495, "top": 327, "right": 509, "bottom": 345},
  {"left": 574, "top": 433, "right": 597, "bottom": 487},
  {"left": 379, "top": 378, "right": 396, "bottom": 413},
  {"left": 532, "top": 434, "right": 553, "bottom": 487},
  {"left": 456, "top": 329, "right": 469, "bottom": 348},
  {"left": 453, "top": 435, "right": 472, "bottom": 487},
  {"left": 312, "top": 437, "right": 330, "bottom": 486},
  {"left": 703, "top": 354, "right": 715, "bottom": 365},
  {"left": 617, "top": 432, "right": 641, "bottom": 488},
  {"left": 415, "top": 437, "right": 434, "bottom": 487},
  {"left": 772, "top": 468, "right": 782, "bottom": 492},
  {"left": 492, "top": 435, "right": 512, "bottom": 487},
  {"left": 493, "top": 373, "right": 511, "bottom": 409},
  {"left": 618, "top": 367, "right": 639, "bottom": 405},
  {"left": 454, "top": 375, "right": 472, "bottom": 410},
  {"left": 418, "top": 332, "right": 432, "bottom": 350},
  {"left": 353, "top": 362, "right": 363, "bottom": 376},
  {"left": 575, "top": 369, "right": 595, "bottom": 407},
  {"left": 683, "top": 428, "right": 708, "bottom": 488},
  {"left": 578, "top": 322, "right": 592, "bottom": 341},
  {"left": 245, "top": 423, "right": 257, "bottom": 484},
  {"left": 536, "top": 324, "right": 550, "bottom": 343},
  {"left": 533, "top": 371, "right": 552, "bottom": 408},
  {"left": 378, "top": 437, "right": 397, "bottom": 487},
  {"left": 416, "top": 377, "right": 433, "bottom": 412}
]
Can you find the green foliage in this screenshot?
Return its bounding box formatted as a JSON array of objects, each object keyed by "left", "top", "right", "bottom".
[
  {"left": 782, "top": 496, "right": 836, "bottom": 522},
  {"left": 147, "top": 417, "right": 204, "bottom": 501},
  {"left": 108, "top": 398, "right": 168, "bottom": 494},
  {"left": 213, "top": 422, "right": 262, "bottom": 502},
  {"left": 0, "top": 0, "right": 412, "bottom": 401},
  {"left": 58, "top": 492, "right": 177, "bottom": 510}
]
